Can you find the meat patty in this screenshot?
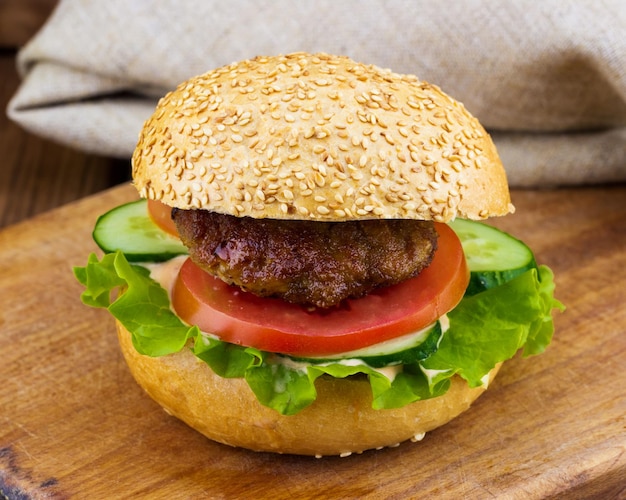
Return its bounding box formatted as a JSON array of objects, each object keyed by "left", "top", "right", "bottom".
[{"left": 172, "top": 209, "right": 438, "bottom": 308}]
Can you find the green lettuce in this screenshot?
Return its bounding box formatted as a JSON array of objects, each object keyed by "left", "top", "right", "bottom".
[
  {"left": 74, "top": 251, "right": 563, "bottom": 416},
  {"left": 75, "top": 252, "right": 197, "bottom": 356},
  {"left": 420, "top": 266, "right": 561, "bottom": 388}
]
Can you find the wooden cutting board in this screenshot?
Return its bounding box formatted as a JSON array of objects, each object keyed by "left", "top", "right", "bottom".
[{"left": 1, "top": 183, "right": 625, "bottom": 499}]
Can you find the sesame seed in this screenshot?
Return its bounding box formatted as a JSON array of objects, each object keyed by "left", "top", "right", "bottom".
[
  {"left": 351, "top": 170, "right": 364, "bottom": 180},
  {"left": 381, "top": 132, "right": 395, "bottom": 145},
  {"left": 316, "top": 130, "right": 328, "bottom": 139}
]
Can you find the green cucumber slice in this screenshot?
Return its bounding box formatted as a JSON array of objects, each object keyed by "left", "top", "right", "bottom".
[
  {"left": 93, "top": 200, "right": 188, "bottom": 262},
  {"left": 289, "top": 321, "right": 442, "bottom": 368},
  {"left": 449, "top": 219, "right": 537, "bottom": 295}
]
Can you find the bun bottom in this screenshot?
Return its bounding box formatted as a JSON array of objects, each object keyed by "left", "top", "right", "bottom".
[{"left": 116, "top": 320, "right": 499, "bottom": 457}]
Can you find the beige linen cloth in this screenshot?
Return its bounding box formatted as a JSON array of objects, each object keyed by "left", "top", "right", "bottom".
[{"left": 7, "top": 0, "right": 626, "bottom": 187}]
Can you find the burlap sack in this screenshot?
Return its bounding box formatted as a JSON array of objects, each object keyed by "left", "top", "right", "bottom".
[{"left": 7, "top": 0, "right": 626, "bottom": 187}]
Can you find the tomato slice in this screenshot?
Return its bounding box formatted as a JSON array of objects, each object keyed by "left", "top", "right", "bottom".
[
  {"left": 172, "top": 222, "right": 468, "bottom": 356},
  {"left": 147, "top": 199, "right": 179, "bottom": 237}
]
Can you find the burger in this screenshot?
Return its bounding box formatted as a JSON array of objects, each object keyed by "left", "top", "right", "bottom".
[{"left": 75, "top": 52, "right": 563, "bottom": 457}]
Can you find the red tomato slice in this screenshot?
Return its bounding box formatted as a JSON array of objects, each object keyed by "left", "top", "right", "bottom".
[
  {"left": 147, "top": 199, "right": 179, "bottom": 237},
  {"left": 172, "top": 222, "right": 468, "bottom": 356}
]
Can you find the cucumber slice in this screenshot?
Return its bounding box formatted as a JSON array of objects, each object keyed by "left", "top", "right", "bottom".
[
  {"left": 93, "top": 200, "right": 188, "bottom": 262},
  {"left": 449, "top": 219, "right": 537, "bottom": 295},
  {"left": 289, "top": 321, "right": 442, "bottom": 368}
]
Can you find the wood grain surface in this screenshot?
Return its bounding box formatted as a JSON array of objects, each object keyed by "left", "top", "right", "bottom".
[
  {"left": 0, "top": 0, "right": 57, "bottom": 48},
  {"left": 0, "top": 51, "right": 129, "bottom": 230},
  {"left": 0, "top": 183, "right": 625, "bottom": 499}
]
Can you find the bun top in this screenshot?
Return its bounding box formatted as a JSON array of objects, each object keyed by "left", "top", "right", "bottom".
[{"left": 132, "top": 52, "right": 513, "bottom": 221}]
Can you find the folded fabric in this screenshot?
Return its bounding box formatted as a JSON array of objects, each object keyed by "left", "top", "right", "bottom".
[{"left": 7, "top": 0, "right": 626, "bottom": 187}]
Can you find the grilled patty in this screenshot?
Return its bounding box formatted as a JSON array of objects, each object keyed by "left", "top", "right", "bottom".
[{"left": 173, "top": 209, "right": 438, "bottom": 308}]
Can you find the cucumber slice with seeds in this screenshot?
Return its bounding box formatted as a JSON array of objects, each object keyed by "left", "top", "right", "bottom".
[
  {"left": 449, "top": 219, "right": 537, "bottom": 295},
  {"left": 93, "top": 200, "right": 188, "bottom": 262}
]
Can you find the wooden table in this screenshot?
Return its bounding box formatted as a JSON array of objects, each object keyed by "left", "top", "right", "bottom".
[
  {"left": 0, "top": 50, "right": 129, "bottom": 230},
  {"left": 1, "top": 183, "right": 625, "bottom": 499}
]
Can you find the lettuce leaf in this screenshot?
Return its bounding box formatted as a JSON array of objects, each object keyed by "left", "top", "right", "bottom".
[
  {"left": 420, "top": 266, "right": 564, "bottom": 389},
  {"left": 74, "top": 251, "right": 563, "bottom": 415},
  {"left": 75, "top": 252, "right": 197, "bottom": 356}
]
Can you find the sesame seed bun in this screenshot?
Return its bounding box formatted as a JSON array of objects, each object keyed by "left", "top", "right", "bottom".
[
  {"left": 116, "top": 319, "right": 500, "bottom": 457},
  {"left": 132, "top": 52, "right": 513, "bottom": 222}
]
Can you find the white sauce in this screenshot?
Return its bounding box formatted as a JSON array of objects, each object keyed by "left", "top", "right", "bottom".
[
  {"left": 143, "top": 255, "right": 187, "bottom": 298},
  {"left": 273, "top": 353, "right": 403, "bottom": 383},
  {"left": 419, "top": 366, "right": 453, "bottom": 386}
]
